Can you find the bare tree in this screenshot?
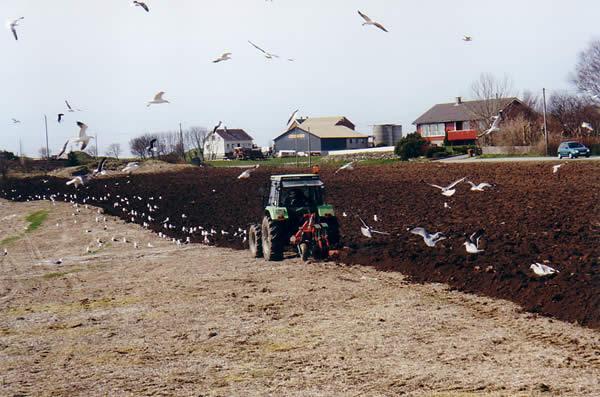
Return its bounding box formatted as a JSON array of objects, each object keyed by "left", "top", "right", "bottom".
[
  {"left": 522, "top": 90, "right": 543, "bottom": 114},
  {"left": 184, "top": 126, "right": 210, "bottom": 162},
  {"left": 84, "top": 144, "right": 97, "bottom": 157},
  {"left": 573, "top": 40, "right": 600, "bottom": 98},
  {"left": 106, "top": 143, "right": 122, "bottom": 159},
  {"left": 467, "top": 73, "right": 515, "bottom": 130},
  {"left": 548, "top": 91, "right": 600, "bottom": 136},
  {"left": 38, "top": 147, "right": 50, "bottom": 159}
]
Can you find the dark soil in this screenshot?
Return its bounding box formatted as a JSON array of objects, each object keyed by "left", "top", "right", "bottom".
[{"left": 1, "top": 161, "right": 599, "bottom": 328}]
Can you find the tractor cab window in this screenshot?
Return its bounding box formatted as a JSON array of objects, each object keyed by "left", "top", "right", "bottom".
[{"left": 279, "top": 180, "right": 324, "bottom": 208}]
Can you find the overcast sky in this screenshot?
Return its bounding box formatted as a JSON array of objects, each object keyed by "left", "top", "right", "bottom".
[{"left": 2, "top": 0, "right": 599, "bottom": 156}]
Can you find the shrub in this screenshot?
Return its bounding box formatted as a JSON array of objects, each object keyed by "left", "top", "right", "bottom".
[
  {"left": 395, "top": 133, "right": 428, "bottom": 161},
  {"left": 426, "top": 146, "right": 448, "bottom": 158}
]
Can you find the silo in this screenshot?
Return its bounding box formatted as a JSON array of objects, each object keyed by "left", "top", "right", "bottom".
[
  {"left": 392, "top": 125, "right": 403, "bottom": 145},
  {"left": 373, "top": 124, "right": 396, "bottom": 146},
  {"left": 372, "top": 125, "right": 385, "bottom": 147}
]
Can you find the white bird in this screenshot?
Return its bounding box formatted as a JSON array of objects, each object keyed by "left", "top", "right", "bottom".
[
  {"left": 357, "top": 10, "right": 388, "bottom": 32},
  {"left": 7, "top": 17, "right": 24, "bottom": 41},
  {"left": 444, "top": 202, "right": 451, "bottom": 209},
  {"left": 467, "top": 181, "right": 493, "bottom": 191},
  {"left": 122, "top": 162, "right": 140, "bottom": 173},
  {"left": 147, "top": 91, "right": 170, "bottom": 107},
  {"left": 373, "top": 215, "right": 379, "bottom": 222},
  {"left": 335, "top": 161, "right": 356, "bottom": 174},
  {"left": 426, "top": 177, "right": 466, "bottom": 197},
  {"left": 213, "top": 52, "right": 232, "bottom": 63},
  {"left": 132, "top": 1, "right": 150, "bottom": 12},
  {"left": 581, "top": 122, "right": 594, "bottom": 131},
  {"left": 71, "top": 121, "right": 94, "bottom": 151},
  {"left": 2, "top": 248, "right": 7, "bottom": 256},
  {"left": 211, "top": 121, "right": 222, "bottom": 136},
  {"left": 409, "top": 227, "right": 446, "bottom": 247},
  {"left": 238, "top": 164, "right": 259, "bottom": 179},
  {"left": 530, "top": 263, "right": 560, "bottom": 277},
  {"left": 359, "top": 218, "right": 389, "bottom": 238},
  {"left": 463, "top": 230, "right": 485, "bottom": 254},
  {"left": 66, "top": 175, "right": 88, "bottom": 188},
  {"left": 248, "top": 40, "right": 279, "bottom": 59},
  {"left": 92, "top": 158, "right": 107, "bottom": 176},
  {"left": 342, "top": 212, "right": 348, "bottom": 217},
  {"left": 478, "top": 111, "right": 502, "bottom": 137},
  {"left": 147, "top": 243, "right": 154, "bottom": 248},
  {"left": 11, "top": 118, "right": 21, "bottom": 124},
  {"left": 463, "top": 35, "right": 473, "bottom": 42},
  {"left": 146, "top": 138, "right": 158, "bottom": 155},
  {"left": 65, "top": 100, "right": 81, "bottom": 112},
  {"left": 552, "top": 164, "right": 564, "bottom": 174},
  {"left": 287, "top": 109, "right": 299, "bottom": 127}
]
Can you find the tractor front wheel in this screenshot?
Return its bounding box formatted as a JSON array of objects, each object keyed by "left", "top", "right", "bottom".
[
  {"left": 248, "top": 224, "right": 263, "bottom": 258},
  {"left": 261, "top": 216, "right": 284, "bottom": 261}
]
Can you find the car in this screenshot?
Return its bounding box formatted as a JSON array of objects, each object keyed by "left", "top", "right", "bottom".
[{"left": 557, "top": 141, "right": 591, "bottom": 159}]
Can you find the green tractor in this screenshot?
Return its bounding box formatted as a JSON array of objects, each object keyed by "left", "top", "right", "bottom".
[{"left": 248, "top": 174, "right": 340, "bottom": 261}]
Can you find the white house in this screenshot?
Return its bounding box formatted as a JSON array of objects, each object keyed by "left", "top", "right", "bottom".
[{"left": 204, "top": 128, "right": 255, "bottom": 160}]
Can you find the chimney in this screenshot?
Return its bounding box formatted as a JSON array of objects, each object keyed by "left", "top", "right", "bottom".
[{"left": 455, "top": 96, "right": 463, "bottom": 105}]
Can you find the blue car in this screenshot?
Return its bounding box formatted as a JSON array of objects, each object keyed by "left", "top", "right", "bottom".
[{"left": 557, "top": 141, "right": 591, "bottom": 159}]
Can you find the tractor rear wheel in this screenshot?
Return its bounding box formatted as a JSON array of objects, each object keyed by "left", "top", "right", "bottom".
[
  {"left": 323, "top": 217, "right": 341, "bottom": 248},
  {"left": 248, "top": 224, "right": 263, "bottom": 258},
  {"left": 261, "top": 216, "right": 284, "bottom": 261},
  {"left": 299, "top": 242, "right": 310, "bottom": 261}
]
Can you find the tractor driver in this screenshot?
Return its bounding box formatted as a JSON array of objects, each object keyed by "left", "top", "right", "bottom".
[{"left": 285, "top": 188, "right": 311, "bottom": 208}]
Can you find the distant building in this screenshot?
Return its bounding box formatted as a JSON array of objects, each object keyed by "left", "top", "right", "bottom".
[
  {"left": 273, "top": 116, "right": 369, "bottom": 154},
  {"left": 204, "top": 129, "right": 254, "bottom": 160},
  {"left": 413, "top": 97, "right": 534, "bottom": 146},
  {"left": 372, "top": 124, "right": 402, "bottom": 147}
]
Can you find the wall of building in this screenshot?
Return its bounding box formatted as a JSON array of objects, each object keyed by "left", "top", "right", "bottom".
[{"left": 273, "top": 128, "right": 322, "bottom": 153}]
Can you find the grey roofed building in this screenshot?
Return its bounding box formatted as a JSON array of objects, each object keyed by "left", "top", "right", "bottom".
[
  {"left": 215, "top": 128, "right": 254, "bottom": 141},
  {"left": 413, "top": 97, "right": 520, "bottom": 125},
  {"left": 273, "top": 116, "right": 369, "bottom": 154}
]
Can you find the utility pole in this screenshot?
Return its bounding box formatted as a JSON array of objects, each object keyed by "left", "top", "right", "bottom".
[
  {"left": 295, "top": 132, "right": 298, "bottom": 168},
  {"left": 542, "top": 88, "right": 549, "bottom": 156},
  {"left": 179, "top": 122, "right": 185, "bottom": 161},
  {"left": 307, "top": 127, "right": 312, "bottom": 168},
  {"left": 19, "top": 139, "right": 23, "bottom": 158},
  {"left": 95, "top": 133, "right": 98, "bottom": 158},
  {"left": 44, "top": 115, "right": 49, "bottom": 172}
]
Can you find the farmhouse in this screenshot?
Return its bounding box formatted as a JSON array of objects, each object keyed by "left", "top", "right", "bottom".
[
  {"left": 273, "top": 116, "right": 369, "bottom": 155},
  {"left": 204, "top": 128, "right": 254, "bottom": 160},
  {"left": 413, "top": 97, "right": 534, "bottom": 146}
]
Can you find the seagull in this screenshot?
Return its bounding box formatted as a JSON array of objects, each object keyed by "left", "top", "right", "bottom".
[
  {"left": 581, "top": 122, "right": 594, "bottom": 131},
  {"left": 359, "top": 218, "right": 389, "bottom": 238},
  {"left": 248, "top": 40, "right": 279, "bottom": 59},
  {"left": 65, "top": 100, "right": 81, "bottom": 112},
  {"left": 238, "top": 165, "right": 259, "bottom": 179},
  {"left": 426, "top": 177, "right": 466, "bottom": 197},
  {"left": 357, "top": 11, "right": 388, "bottom": 32},
  {"left": 409, "top": 227, "right": 446, "bottom": 247},
  {"left": 71, "top": 121, "right": 94, "bottom": 151},
  {"left": 211, "top": 121, "right": 222, "bottom": 136},
  {"left": 464, "top": 230, "right": 485, "bottom": 254},
  {"left": 287, "top": 109, "right": 299, "bottom": 127},
  {"left": 335, "top": 161, "right": 356, "bottom": 174},
  {"left": 146, "top": 138, "right": 158, "bottom": 154},
  {"left": 92, "top": 158, "right": 107, "bottom": 176},
  {"left": 147, "top": 91, "right": 170, "bottom": 107},
  {"left": 478, "top": 111, "right": 502, "bottom": 137},
  {"left": 132, "top": 1, "right": 150, "bottom": 12},
  {"left": 463, "top": 35, "right": 473, "bottom": 42},
  {"left": 57, "top": 113, "right": 64, "bottom": 123},
  {"left": 530, "top": 263, "right": 560, "bottom": 277},
  {"left": 66, "top": 175, "right": 88, "bottom": 188},
  {"left": 3, "top": 248, "right": 7, "bottom": 256},
  {"left": 11, "top": 118, "right": 21, "bottom": 124},
  {"left": 444, "top": 202, "right": 451, "bottom": 209},
  {"left": 7, "top": 17, "right": 24, "bottom": 41},
  {"left": 467, "top": 181, "right": 493, "bottom": 191},
  {"left": 552, "top": 164, "right": 564, "bottom": 174},
  {"left": 213, "top": 52, "right": 232, "bottom": 63},
  {"left": 122, "top": 162, "right": 140, "bottom": 173}
]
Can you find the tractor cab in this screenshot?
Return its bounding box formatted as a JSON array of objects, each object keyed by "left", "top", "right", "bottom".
[{"left": 249, "top": 174, "right": 340, "bottom": 262}]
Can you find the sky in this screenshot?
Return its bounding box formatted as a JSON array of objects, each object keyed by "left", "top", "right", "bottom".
[{"left": 2, "top": 0, "right": 599, "bottom": 156}]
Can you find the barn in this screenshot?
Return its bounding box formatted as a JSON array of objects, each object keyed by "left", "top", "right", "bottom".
[{"left": 273, "top": 116, "right": 369, "bottom": 155}]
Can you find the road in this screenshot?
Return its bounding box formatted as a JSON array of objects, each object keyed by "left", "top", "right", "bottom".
[{"left": 440, "top": 155, "right": 600, "bottom": 163}]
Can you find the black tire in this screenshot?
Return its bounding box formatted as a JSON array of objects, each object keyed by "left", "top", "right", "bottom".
[
  {"left": 248, "top": 224, "right": 263, "bottom": 258},
  {"left": 569, "top": 153, "right": 575, "bottom": 159},
  {"left": 299, "top": 242, "right": 309, "bottom": 261},
  {"left": 261, "top": 216, "right": 284, "bottom": 261},
  {"left": 323, "top": 217, "right": 341, "bottom": 248}
]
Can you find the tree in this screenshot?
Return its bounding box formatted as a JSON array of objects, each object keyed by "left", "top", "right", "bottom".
[
  {"left": 38, "top": 147, "right": 50, "bottom": 159},
  {"left": 548, "top": 91, "right": 600, "bottom": 136},
  {"left": 573, "top": 40, "right": 600, "bottom": 98},
  {"left": 84, "top": 144, "right": 97, "bottom": 157},
  {"left": 106, "top": 143, "right": 122, "bottom": 159},
  {"left": 395, "top": 133, "right": 428, "bottom": 161},
  {"left": 467, "top": 73, "right": 515, "bottom": 134},
  {"left": 129, "top": 135, "right": 153, "bottom": 159},
  {"left": 184, "top": 126, "right": 210, "bottom": 162}
]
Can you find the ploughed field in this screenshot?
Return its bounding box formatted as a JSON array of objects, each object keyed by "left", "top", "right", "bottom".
[{"left": 1, "top": 161, "right": 599, "bottom": 328}]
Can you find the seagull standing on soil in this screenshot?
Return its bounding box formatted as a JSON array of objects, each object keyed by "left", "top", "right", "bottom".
[
  {"left": 213, "top": 53, "right": 232, "bottom": 63},
  {"left": 530, "top": 263, "right": 559, "bottom": 277},
  {"left": 248, "top": 40, "right": 279, "bottom": 59},
  {"left": 122, "top": 162, "right": 140, "bottom": 173},
  {"left": 464, "top": 230, "right": 485, "bottom": 254},
  {"left": 238, "top": 165, "right": 259, "bottom": 179},
  {"left": 335, "top": 161, "right": 356, "bottom": 174},
  {"left": 426, "top": 177, "right": 466, "bottom": 197},
  {"left": 359, "top": 218, "right": 389, "bottom": 238},
  {"left": 467, "top": 181, "right": 493, "bottom": 191},
  {"left": 147, "top": 91, "right": 170, "bottom": 107},
  {"left": 132, "top": 1, "right": 150, "bottom": 12},
  {"left": 357, "top": 11, "right": 388, "bottom": 32},
  {"left": 478, "top": 111, "right": 502, "bottom": 137},
  {"left": 409, "top": 227, "right": 446, "bottom": 247},
  {"left": 7, "top": 17, "right": 24, "bottom": 41},
  {"left": 71, "top": 121, "right": 94, "bottom": 151}
]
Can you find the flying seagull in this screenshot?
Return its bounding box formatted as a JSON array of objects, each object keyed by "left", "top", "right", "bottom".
[
  {"left": 211, "top": 121, "right": 222, "bottom": 136},
  {"left": 467, "top": 181, "right": 493, "bottom": 191},
  {"left": 530, "top": 263, "right": 559, "bottom": 277},
  {"left": 335, "top": 161, "right": 356, "bottom": 174},
  {"left": 55, "top": 140, "right": 69, "bottom": 158},
  {"left": 581, "top": 122, "right": 594, "bottom": 131},
  {"left": 213, "top": 52, "right": 232, "bottom": 63},
  {"left": 133, "top": 1, "right": 150, "bottom": 12},
  {"left": 357, "top": 11, "right": 388, "bottom": 32},
  {"left": 66, "top": 175, "right": 89, "bottom": 188},
  {"left": 70, "top": 121, "right": 94, "bottom": 151},
  {"left": 238, "top": 165, "right": 259, "bottom": 179},
  {"left": 57, "top": 113, "right": 64, "bottom": 123},
  {"left": 463, "top": 35, "right": 473, "bottom": 42},
  {"left": 7, "top": 17, "right": 24, "bottom": 41},
  {"left": 478, "top": 111, "right": 502, "bottom": 138},
  {"left": 426, "top": 176, "right": 466, "bottom": 197},
  {"left": 552, "top": 164, "right": 564, "bottom": 174},
  {"left": 359, "top": 217, "right": 389, "bottom": 238},
  {"left": 146, "top": 138, "right": 158, "bottom": 154},
  {"left": 92, "top": 158, "right": 107, "bottom": 176},
  {"left": 147, "top": 91, "right": 170, "bottom": 107},
  {"left": 248, "top": 40, "right": 279, "bottom": 59},
  {"left": 122, "top": 162, "right": 140, "bottom": 173},
  {"left": 11, "top": 118, "right": 21, "bottom": 124},
  {"left": 287, "top": 109, "right": 299, "bottom": 127},
  {"left": 464, "top": 230, "right": 485, "bottom": 254},
  {"left": 65, "top": 100, "right": 81, "bottom": 112},
  {"left": 409, "top": 227, "right": 446, "bottom": 247}
]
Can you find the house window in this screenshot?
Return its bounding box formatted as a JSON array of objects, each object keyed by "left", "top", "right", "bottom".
[
  {"left": 421, "top": 124, "right": 445, "bottom": 137},
  {"left": 456, "top": 121, "right": 463, "bottom": 131},
  {"left": 349, "top": 139, "right": 353, "bottom": 143}
]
